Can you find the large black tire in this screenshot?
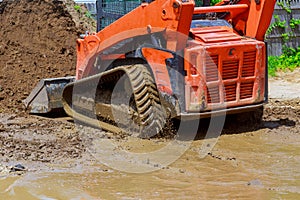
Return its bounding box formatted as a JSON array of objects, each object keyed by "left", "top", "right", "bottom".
[{"left": 125, "top": 64, "right": 167, "bottom": 138}]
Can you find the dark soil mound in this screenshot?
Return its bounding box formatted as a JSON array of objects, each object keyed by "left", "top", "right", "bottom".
[{"left": 0, "top": 0, "right": 95, "bottom": 113}]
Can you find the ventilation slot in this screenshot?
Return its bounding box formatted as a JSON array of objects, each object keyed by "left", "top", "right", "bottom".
[
  {"left": 240, "top": 82, "right": 254, "bottom": 99},
  {"left": 205, "top": 55, "right": 219, "bottom": 82},
  {"left": 207, "top": 86, "right": 220, "bottom": 103},
  {"left": 242, "top": 51, "right": 256, "bottom": 77},
  {"left": 222, "top": 60, "right": 239, "bottom": 80},
  {"left": 224, "top": 83, "right": 237, "bottom": 102}
]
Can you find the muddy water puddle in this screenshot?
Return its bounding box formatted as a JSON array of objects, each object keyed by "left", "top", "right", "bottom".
[{"left": 1, "top": 126, "right": 300, "bottom": 200}]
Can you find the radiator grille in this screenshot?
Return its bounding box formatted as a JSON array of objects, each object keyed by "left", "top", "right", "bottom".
[
  {"left": 240, "top": 82, "right": 254, "bottom": 99},
  {"left": 207, "top": 86, "right": 220, "bottom": 103},
  {"left": 222, "top": 60, "right": 239, "bottom": 80},
  {"left": 204, "top": 50, "right": 257, "bottom": 106},
  {"left": 242, "top": 51, "right": 256, "bottom": 77},
  {"left": 224, "top": 83, "right": 237, "bottom": 102},
  {"left": 205, "top": 55, "right": 219, "bottom": 82}
]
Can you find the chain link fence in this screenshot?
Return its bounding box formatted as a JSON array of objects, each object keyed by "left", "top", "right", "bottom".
[{"left": 96, "top": 0, "right": 141, "bottom": 31}]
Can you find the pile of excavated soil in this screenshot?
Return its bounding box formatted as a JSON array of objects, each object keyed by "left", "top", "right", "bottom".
[{"left": 0, "top": 0, "right": 95, "bottom": 113}]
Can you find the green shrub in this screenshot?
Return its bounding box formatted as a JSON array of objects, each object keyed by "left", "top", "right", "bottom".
[
  {"left": 194, "top": 0, "right": 222, "bottom": 6},
  {"left": 85, "top": 11, "right": 92, "bottom": 19},
  {"left": 210, "top": 0, "right": 222, "bottom": 5},
  {"left": 74, "top": 5, "right": 81, "bottom": 13},
  {"left": 268, "top": 47, "right": 300, "bottom": 76}
]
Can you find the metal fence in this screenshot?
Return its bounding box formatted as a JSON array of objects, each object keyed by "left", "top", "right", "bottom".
[
  {"left": 74, "top": 0, "right": 142, "bottom": 31},
  {"left": 96, "top": 0, "right": 142, "bottom": 31},
  {"left": 266, "top": 0, "right": 300, "bottom": 56}
]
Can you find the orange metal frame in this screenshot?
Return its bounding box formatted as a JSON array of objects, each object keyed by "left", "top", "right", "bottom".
[
  {"left": 76, "top": 0, "right": 194, "bottom": 79},
  {"left": 74, "top": 0, "right": 276, "bottom": 113}
]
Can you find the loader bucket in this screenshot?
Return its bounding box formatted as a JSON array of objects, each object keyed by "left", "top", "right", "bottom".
[{"left": 23, "top": 77, "right": 75, "bottom": 114}]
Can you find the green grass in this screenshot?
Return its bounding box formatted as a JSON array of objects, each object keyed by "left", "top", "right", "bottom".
[
  {"left": 84, "top": 11, "right": 92, "bottom": 19},
  {"left": 268, "top": 47, "right": 300, "bottom": 76},
  {"left": 195, "top": 0, "right": 222, "bottom": 6},
  {"left": 74, "top": 4, "right": 81, "bottom": 13}
]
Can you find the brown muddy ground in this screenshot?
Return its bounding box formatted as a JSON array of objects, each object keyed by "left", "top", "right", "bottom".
[
  {"left": 0, "top": 82, "right": 299, "bottom": 199},
  {"left": 0, "top": 98, "right": 299, "bottom": 164}
]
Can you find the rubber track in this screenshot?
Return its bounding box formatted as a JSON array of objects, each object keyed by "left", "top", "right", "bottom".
[{"left": 62, "top": 64, "right": 166, "bottom": 138}]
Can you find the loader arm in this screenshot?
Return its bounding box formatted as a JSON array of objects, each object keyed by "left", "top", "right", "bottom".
[{"left": 76, "top": 0, "right": 195, "bottom": 79}]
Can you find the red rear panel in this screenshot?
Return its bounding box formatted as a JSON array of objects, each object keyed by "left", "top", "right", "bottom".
[{"left": 184, "top": 27, "right": 266, "bottom": 112}]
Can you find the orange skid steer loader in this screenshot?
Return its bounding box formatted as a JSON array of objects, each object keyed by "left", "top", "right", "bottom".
[{"left": 24, "top": 0, "right": 276, "bottom": 137}]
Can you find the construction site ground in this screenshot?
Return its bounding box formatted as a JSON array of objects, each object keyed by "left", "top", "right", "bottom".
[{"left": 0, "top": 0, "right": 300, "bottom": 199}]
